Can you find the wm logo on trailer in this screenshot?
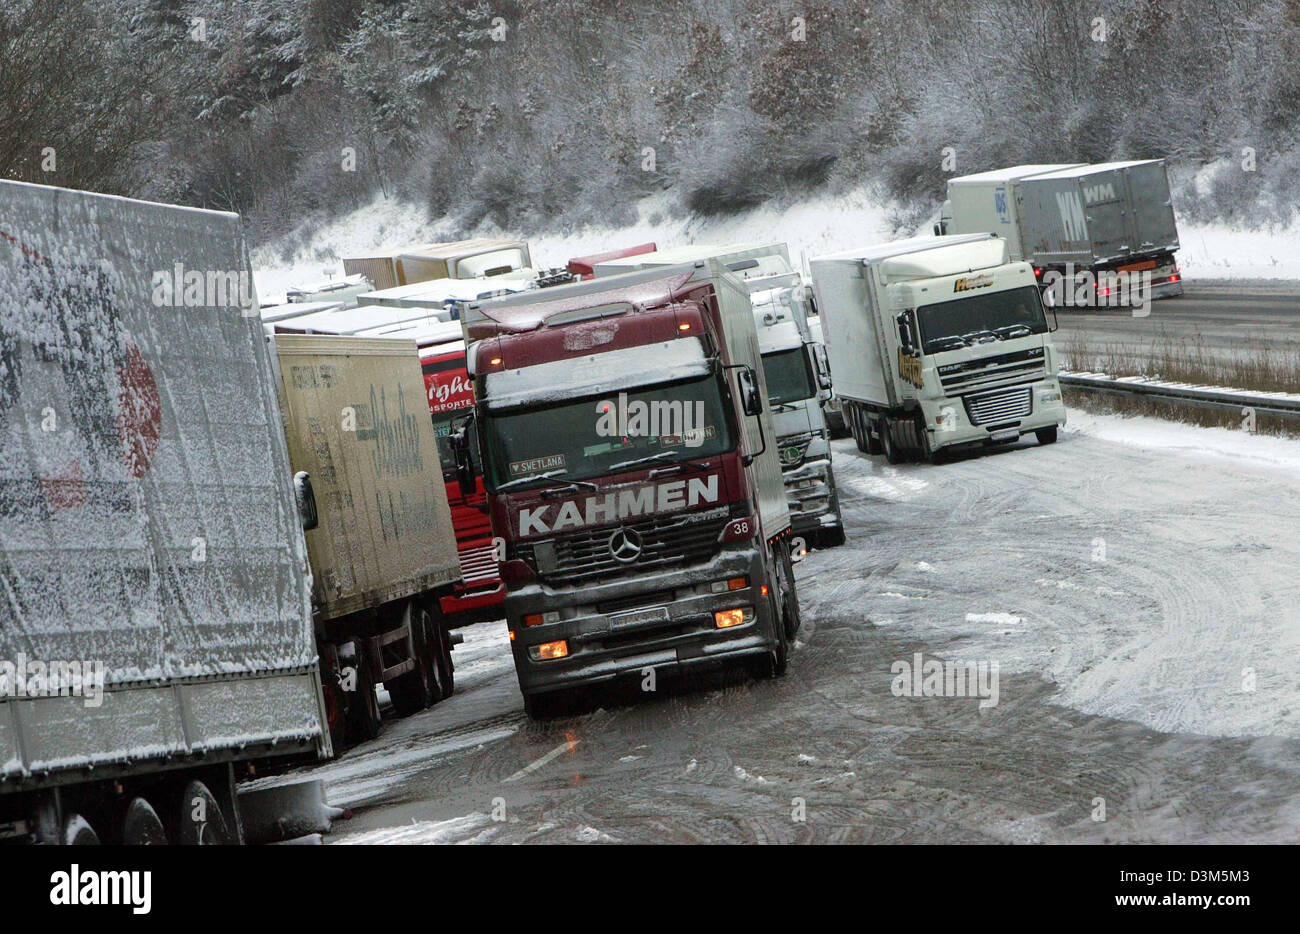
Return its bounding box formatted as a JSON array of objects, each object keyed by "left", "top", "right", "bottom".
[
  {"left": 1083, "top": 182, "right": 1116, "bottom": 205},
  {"left": 1056, "top": 191, "right": 1087, "bottom": 241}
]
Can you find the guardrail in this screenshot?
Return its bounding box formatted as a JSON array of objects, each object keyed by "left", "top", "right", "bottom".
[{"left": 1059, "top": 371, "right": 1300, "bottom": 422}]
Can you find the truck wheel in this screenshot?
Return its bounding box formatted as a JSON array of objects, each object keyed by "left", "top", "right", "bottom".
[
  {"left": 319, "top": 642, "right": 348, "bottom": 753},
  {"left": 917, "top": 415, "right": 945, "bottom": 465},
  {"left": 776, "top": 540, "right": 802, "bottom": 641},
  {"left": 389, "top": 607, "right": 441, "bottom": 716},
  {"left": 867, "top": 419, "right": 884, "bottom": 455},
  {"left": 849, "top": 406, "right": 869, "bottom": 453},
  {"left": 62, "top": 813, "right": 101, "bottom": 845},
  {"left": 175, "top": 781, "right": 233, "bottom": 845},
  {"left": 881, "top": 418, "right": 906, "bottom": 465},
  {"left": 122, "top": 797, "right": 168, "bottom": 845},
  {"left": 1036, "top": 426, "right": 1058, "bottom": 445},
  {"left": 346, "top": 657, "right": 382, "bottom": 743},
  {"left": 431, "top": 610, "right": 455, "bottom": 700}
]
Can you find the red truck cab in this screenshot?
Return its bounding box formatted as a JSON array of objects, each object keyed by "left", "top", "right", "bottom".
[
  {"left": 454, "top": 264, "right": 799, "bottom": 717},
  {"left": 420, "top": 339, "right": 505, "bottom": 618}
]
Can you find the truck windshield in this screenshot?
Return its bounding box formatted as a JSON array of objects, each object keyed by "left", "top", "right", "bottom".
[
  {"left": 916, "top": 285, "right": 1048, "bottom": 355},
  {"left": 762, "top": 346, "right": 816, "bottom": 405},
  {"left": 481, "top": 374, "right": 734, "bottom": 492}
]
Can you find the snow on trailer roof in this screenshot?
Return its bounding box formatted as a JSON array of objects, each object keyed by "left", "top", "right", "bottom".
[
  {"left": 361, "top": 318, "right": 464, "bottom": 347},
  {"left": 419, "top": 337, "right": 467, "bottom": 360},
  {"left": 465, "top": 267, "right": 696, "bottom": 340},
  {"left": 360, "top": 274, "right": 535, "bottom": 306},
  {"left": 396, "top": 237, "right": 526, "bottom": 261},
  {"left": 259, "top": 299, "right": 346, "bottom": 322},
  {"left": 482, "top": 338, "right": 709, "bottom": 410},
  {"left": 812, "top": 233, "right": 995, "bottom": 265},
  {"left": 271, "top": 303, "right": 447, "bottom": 335},
  {"left": 1024, "top": 160, "right": 1165, "bottom": 179},
  {"left": 947, "top": 164, "right": 1086, "bottom": 184}
]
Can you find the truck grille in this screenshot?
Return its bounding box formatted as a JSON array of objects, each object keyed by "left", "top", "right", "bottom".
[
  {"left": 964, "top": 385, "right": 1032, "bottom": 426},
  {"left": 519, "top": 507, "right": 730, "bottom": 586},
  {"left": 457, "top": 542, "right": 500, "bottom": 584},
  {"left": 938, "top": 347, "right": 1046, "bottom": 395}
]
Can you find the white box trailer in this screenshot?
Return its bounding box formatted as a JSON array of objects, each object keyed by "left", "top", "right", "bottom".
[
  {"left": 942, "top": 160, "right": 1184, "bottom": 299},
  {"left": 0, "top": 180, "right": 329, "bottom": 844},
  {"left": 810, "top": 234, "right": 1066, "bottom": 463}
]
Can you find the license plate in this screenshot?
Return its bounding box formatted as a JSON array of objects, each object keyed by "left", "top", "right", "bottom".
[
  {"left": 988, "top": 429, "right": 1019, "bottom": 443},
  {"left": 607, "top": 605, "right": 669, "bottom": 630}
]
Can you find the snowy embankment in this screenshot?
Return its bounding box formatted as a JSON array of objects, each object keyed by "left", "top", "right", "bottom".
[{"left": 251, "top": 187, "right": 1300, "bottom": 303}]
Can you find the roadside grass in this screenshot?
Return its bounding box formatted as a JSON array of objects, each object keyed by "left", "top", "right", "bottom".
[{"left": 1059, "top": 333, "right": 1300, "bottom": 438}]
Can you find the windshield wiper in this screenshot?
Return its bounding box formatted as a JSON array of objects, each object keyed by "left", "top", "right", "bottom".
[
  {"left": 960, "top": 330, "right": 999, "bottom": 344},
  {"left": 496, "top": 468, "right": 597, "bottom": 492},
  {"left": 993, "top": 323, "right": 1033, "bottom": 339},
  {"left": 609, "top": 450, "right": 712, "bottom": 472},
  {"left": 927, "top": 336, "right": 967, "bottom": 353}
]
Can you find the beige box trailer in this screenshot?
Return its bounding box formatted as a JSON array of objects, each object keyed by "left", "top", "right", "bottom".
[
  {"left": 272, "top": 333, "right": 462, "bottom": 735},
  {"left": 343, "top": 239, "right": 531, "bottom": 291},
  {"left": 273, "top": 334, "right": 459, "bottom": 619}
]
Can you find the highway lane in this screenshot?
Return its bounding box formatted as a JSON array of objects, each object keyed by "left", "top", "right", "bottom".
[{"left": 1053, "top": 281, "right": 1300, "bottom": 368}]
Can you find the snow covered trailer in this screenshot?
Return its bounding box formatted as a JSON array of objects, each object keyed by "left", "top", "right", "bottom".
[{"left": 0, "top": 180, "right": 329, "bottom": 844}]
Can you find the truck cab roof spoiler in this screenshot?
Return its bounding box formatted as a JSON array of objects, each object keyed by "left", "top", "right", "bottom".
[{"left": 463, "top": 267, "right": 697, "bottom": 341}]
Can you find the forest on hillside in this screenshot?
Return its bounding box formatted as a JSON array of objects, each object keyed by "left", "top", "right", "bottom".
[{"left": 4, "top": 0, "right": 1297, "bottom": 243}]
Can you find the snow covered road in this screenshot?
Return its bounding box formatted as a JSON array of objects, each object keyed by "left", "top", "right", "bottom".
[{"left": 308, "top": 411, "right": 1300, "bottom": 843}]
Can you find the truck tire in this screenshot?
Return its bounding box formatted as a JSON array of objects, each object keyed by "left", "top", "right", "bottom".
[
  {"left": 431, "top": 610, "right": 455, "bottom": 700},
  {"left": 122, "top": 797, "right": 168, "bottom": 845},
  {"left": 1036, "top": 426, "right": 1058, "bottom": 445},
  {"left": 389, "top": 606, "right": 442, "bottom": 716},
  {"left": 881, "top": 417, "right": 906, "bottom": 465},
  {"left": 62, "top": 813, "right": 101, "bottom": 845},
  {"left": 175, "top": 780, "right": 233, "bottom": 845},
  {"left": 346, "top": 656, "right": 382, "bottom": 744},
  {"left": 849, "top": 405, "right": 869, "bottom": 453},
  {"left": 867, "top": 415, "right": 884, "bottom": 455}
]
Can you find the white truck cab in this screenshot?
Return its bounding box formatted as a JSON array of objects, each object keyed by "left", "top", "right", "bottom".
[{"left": 811, "top": 234, "right": 1066, "bottom": 464}]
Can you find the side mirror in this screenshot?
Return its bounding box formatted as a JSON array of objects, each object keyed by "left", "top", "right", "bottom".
[
  {"left": 737, "top": 366, "right": 763, "bottom": 417},
  {"left": 812, "top": 343, "right": 832, "bottom": 390},
  {"left": 450, "top": 415, "right": 477, "bottom": 500},
  {"left": 293, "top": 471, "right": 318, "bottom": 531},
  {"left": 896, "top": 311, "right": 915, "bottom": 355}
]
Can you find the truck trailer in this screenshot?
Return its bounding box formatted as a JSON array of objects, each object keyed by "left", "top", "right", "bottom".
[
  {"left": 0, "top": 180, "right": 330, "bottom": 844},
  {"left": 271, "top": 334, "right": 462, "bottom": 747},
  {"left": 343, "top": 238, "right": 531, "bottom": 292},
  {"left": 939, "top": 161, "right": 1184, "bottom": 302},
  {"left": 810, "top": 234, "right": 1066, "bottom": 463},
  {"left": 453, "top": 263, "right": 800, "bottom": 718}
]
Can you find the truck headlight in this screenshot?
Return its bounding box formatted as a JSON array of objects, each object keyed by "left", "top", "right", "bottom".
[
  {"left": 714, "top": 607, "right": 753, "bottom": 629},
  {"left": 529, "top": 640, "right": 569, "bottom": 660}
]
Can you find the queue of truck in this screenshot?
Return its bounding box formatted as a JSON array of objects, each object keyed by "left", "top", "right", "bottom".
[{"left": 0, "top": 156, "right": 1176, "bottom": 841}]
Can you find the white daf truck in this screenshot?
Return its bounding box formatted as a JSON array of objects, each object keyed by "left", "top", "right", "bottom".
[{"left": 810, "top": 234, "right": 1066, "bottom": 464}]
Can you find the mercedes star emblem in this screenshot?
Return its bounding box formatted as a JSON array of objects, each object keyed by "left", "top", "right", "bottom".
[{"left": 608, "top": 526, "right": 643, "bottom": 563}]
